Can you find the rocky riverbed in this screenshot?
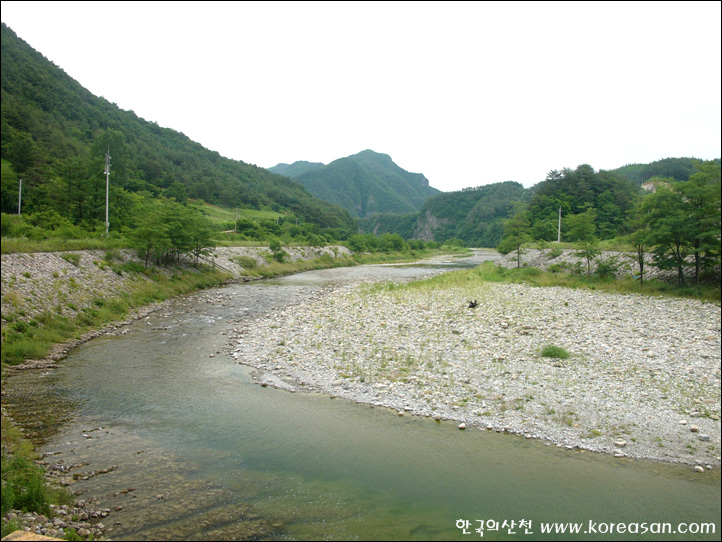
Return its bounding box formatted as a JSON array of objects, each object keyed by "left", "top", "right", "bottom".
[{"left": 230, "top": 263, "right": 721, "bottom": 469}]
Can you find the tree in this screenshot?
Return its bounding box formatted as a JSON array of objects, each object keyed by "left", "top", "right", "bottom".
[
  {"left": 497, "top": 203, "right": 531, "bottom": 268},
  {"left": 127, "top": 198, "right": 216, "bottom": 267},
  {"left": 1, "top": 159, "right": 19, "bottom": 214},
  {"left": 676, "top": 161, "right": 721, "bottom": 284},
  {"left": 188, "top": 212, "right": 215, "bottom": 267},
  {"left": 380, "top": 233, "right": 407, "bottom": 252},
  {"left": 6, "top": 131, "right": 37, "bottom": 174},
  {"left": 625, "top": 198, "right": 652, "bottom": 286},
  {"left": 128, "top": 200, "right": 172, "bottom": 267},
  {"left": 642, "top": 186, "right": 690, "bottom": 285},
  {"left": 568, "top": 208, "right": 599, "bottom": 275}
]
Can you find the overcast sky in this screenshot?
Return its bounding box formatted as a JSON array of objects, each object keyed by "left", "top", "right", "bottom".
[{"left": 2, "top": 1, "right": 720, "bottom": 192}]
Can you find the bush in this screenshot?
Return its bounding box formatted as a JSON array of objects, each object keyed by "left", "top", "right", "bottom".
[
  {"left": 60, "top": 253, "right": 81, "bottom": 267},
  {"left": 1, "top": 455, "right": 51, "bottom": 516},
  {"left": 541, "top": 345, "right": 570, "bottom": 359},
  {"left": 594, "top": 256, "right": 620, "bottom": 279},
  {"left": 548, "top": 262, "right": 571, "bottom": 274},
  {"left": 232, "top": 256, "right": 258, "bottom": 269}
]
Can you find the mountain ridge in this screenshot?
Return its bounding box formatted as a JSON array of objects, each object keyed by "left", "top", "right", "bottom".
[{"left": 269, "top": 149, "right": 441, "bottom": 218}]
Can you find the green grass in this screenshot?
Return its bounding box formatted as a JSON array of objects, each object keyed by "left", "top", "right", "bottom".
[
  {"left": 198, "top": 202, "right": 283, "bottom": 225},
  {"left": 470, "top": 261, "right": 720, "bottom": 302},
  {"left": 1, "top": 418, "right": 74, "bottom": 522},
  {"left": 1, "top": 236, "right": 128, "bottom": 254},
  {"left": 540, "top": 345, "right": 571, "bottom": 359},
  {"left": 1, "top": 268, "right": 232, "bottom": 367}
]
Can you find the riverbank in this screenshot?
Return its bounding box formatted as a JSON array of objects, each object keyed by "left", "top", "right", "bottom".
[
  {"left": 1, "top": 244, "right": 354, "bottom": 539},
  {"left": 0, "top": 246, "right": 352, "bottom": 329},
  {"left": 229, "top": 262, "right": 721, "bottom": 469}
]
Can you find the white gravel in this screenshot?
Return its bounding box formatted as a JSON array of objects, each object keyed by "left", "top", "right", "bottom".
[{"left": 231, "top": 270, "right": 721, "bottom": 468}]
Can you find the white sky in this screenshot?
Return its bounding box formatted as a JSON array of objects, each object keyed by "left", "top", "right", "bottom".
[{"left": 2, "top": 1, "right": 720, "bottom": 192}]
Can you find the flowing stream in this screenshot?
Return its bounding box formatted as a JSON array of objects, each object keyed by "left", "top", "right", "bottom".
[{"left": 4, "top": 252, "right": 720, "bottom": 540}]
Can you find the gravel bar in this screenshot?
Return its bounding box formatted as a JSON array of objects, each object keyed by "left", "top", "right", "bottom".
[{"left": 230, "top": 270, "right": 721, "bottom": 469}]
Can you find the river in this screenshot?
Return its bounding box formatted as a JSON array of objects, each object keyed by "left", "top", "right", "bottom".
[{"left": 3, "top": 251, "right": 720, "bottom": 540}]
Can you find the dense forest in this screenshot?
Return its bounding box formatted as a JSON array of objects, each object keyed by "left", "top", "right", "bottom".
[{"left": 0, "top": 23, "right": 355, "bottom": 240}]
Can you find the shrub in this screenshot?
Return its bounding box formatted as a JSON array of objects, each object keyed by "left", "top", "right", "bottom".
[
  {"left": 60, "top": 253, "right": 81, "bottom": 267},
  {"left": 1, "top": 455, "right": 52, "bottom": 516},
  {"left": 541, "top": 345, "right": 570, "bottom": 359},
  {"left": 548, "top": 262, "right": 571, "bottom": 274},
  {"left": 595, "top": 256, "right": 620, "bottom": 279},
  {"left": 232, "top": 256, "right": 258, "bottom": 269}
]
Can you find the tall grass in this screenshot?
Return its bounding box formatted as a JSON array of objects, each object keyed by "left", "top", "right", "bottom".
[{"left": 1, "top": 418, "right": 74, "bottom": 523}]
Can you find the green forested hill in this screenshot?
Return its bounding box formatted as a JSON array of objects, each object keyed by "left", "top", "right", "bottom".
[
  {"left": 0, "top": 23, "right": 355, "bottom": 233},
  {"left": 412, "top": 181, "right": 528, "bottom": 247},
  {"left": 610, "top": 157, "right": 720, "bottom": 186},
  {"left": 268, "top": 161, "right": 325, "bottom": 178},
  {"left": 282, "top": 149, "right": 441, "bottom": 218},
  {"left": 525, "top": 164, "right": 641, "bottom": 240}
]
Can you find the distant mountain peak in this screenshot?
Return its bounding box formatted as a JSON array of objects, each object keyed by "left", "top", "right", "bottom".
[{"left": 274, "top": 150, "right": 440, "bottom": 218}]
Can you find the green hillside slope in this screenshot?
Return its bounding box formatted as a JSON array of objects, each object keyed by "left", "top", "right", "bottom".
[
  {"left": 413, "top": 181, "right": 528, "bottom": 247},
  {"left": 0, "top": 23, "right": 355, "bottom": 234}
]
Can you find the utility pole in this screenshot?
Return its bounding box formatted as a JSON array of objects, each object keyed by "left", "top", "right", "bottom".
[
  {"left": 557, "top": 206, "right": 562, "bottom": 243},
  {"left": 104, "top": 147, "right": 111, "bottom": 235},
  {"left": 18, "top": 177, "right": 22, "bottom": 215}
]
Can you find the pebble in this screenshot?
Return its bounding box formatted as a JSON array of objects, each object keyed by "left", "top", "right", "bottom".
[
  {"left": 2, "top": 503, "right": 111, "bottom": 540},
  {"left": 230, "top": 265, "right": 720, "bottom": 467}
]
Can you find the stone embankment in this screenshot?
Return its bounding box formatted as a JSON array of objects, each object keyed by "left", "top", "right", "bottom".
[
  {"left": 0, "top": 245, "right": 351, "bottom": 331},
  {"left": 230, "top": 257, "right": 721, "bottom": 469},
  {"left": 498, "top": 247, "right": 648, "bottom": 276},
  {"left": 496, "top": 247, "right": 720, "bottom": 285}
]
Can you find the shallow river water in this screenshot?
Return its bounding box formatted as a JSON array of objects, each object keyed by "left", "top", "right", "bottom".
[{"left": 4, "top": 252, "right": 720, "bottom": 540}]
